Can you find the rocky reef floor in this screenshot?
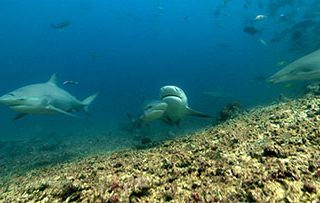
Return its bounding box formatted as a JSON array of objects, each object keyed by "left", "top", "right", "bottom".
[{"left": 1, "top": 95, "right": 320, "bottom": 202}]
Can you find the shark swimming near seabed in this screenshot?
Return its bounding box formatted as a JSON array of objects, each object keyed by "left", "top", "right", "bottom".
[
  {"left": 0, "top": 74, "right": 98, "bottom": 120},
  {"left": 268, "top": 49, "right": 320, "bottom": 83},
  {"left": 160, "top": 85, "right": 211, "bottom": 126},
  {"left": 128, "top": 85, "right": 211, "bottom": 129},
  {"left": 203, "top": 88, "right": 235, "bottom": 100},
  {"left": 130, "top": 100, "right": 168, "bottom": 129}
]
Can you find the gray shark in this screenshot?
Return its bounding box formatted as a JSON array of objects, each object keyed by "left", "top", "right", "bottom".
[
  {"left": 132, "top": 100, "right": 168, "bottom": 128},
  {"left": 160, "top": 85, "right": 211, "bottom": 126},
  {"left": 0, "top": 74, "right": 98, "bottom": 120},
  {"left": 268, "top": 49, "right": 320, "bottom": 83}
]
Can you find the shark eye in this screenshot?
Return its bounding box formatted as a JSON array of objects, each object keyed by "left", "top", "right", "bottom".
[{"left": 145, "top": 105, "right": 153, "bottom": 110}]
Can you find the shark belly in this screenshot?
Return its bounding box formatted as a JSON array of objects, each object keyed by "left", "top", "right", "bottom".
[{"left": 8, "top": 105, "right": 55, "bottom": 114}]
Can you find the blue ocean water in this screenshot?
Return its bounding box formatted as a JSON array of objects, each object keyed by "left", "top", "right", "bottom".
[{"left": 0, "top": 0, "right": 317, "bottom": 176}]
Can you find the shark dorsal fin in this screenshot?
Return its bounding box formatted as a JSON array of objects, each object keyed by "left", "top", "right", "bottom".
[{"left": 48, "top": 73, "right": 58, "bottom": 85}]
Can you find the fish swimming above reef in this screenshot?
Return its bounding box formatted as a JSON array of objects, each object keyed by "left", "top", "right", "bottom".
[
  {"left": 0, "top": 74, "right": 98, "bottom": 120},
  {"left": 253, "top": 14, "right": 267, "bottom": 22},
  {"left": 160, "top": 85, "right": 211, "bottom": 126},
  {"left": 203, "top": 89, "right": 234, "bottom": 99},
  {"left": 131, "top": 100, "right": 168, "bottom": 128},
  {"left": 268, "top": 49, "right": 320, "bottom": 83},
  {"left": 63, "top": 80, "right": 79, "bottom": 86},
  {"left": 276, "top": 61, "right": 287, "bottom": 67},
  {"left": 51, "top": 21, "right": 71, "bottom": 30},
  {"left": 243, "top": 26, "right": 260, "bottom": 36}
]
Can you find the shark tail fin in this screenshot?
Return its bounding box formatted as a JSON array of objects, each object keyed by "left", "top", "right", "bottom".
[
  {"left": 48, "top": 73, "right": 58, "bottom": 85},
  {"left": 82, "top": 93, "right": 99, "bottom": 113}
]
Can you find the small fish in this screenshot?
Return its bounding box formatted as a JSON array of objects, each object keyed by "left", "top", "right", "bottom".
[
  {"left": 276, "top": 61, "right": 287, "bottom": 67},
  {"left": 51, "top": 21, "right": 71, "bottom": 30},
  {"left": 253, "top": 14, "right": 267, "bottom": 21},
  {"left": 63, "top": 80, "right": 79, "bottom": 85},
  {"left": 243, "top": 26, "right": 260, "bottom": 36},
  {"left": 214, "top": 8, "right": 221, "bottom": 17},
  {"left": 90, "top": 54, "right": 100, "bottom": 59},
  {"left": 156, "top": 6, "right": 164, "bottom": 11},
  {"left": 259, "top": 38, "right": 267, "bottom": 46},
  {"left": 223, "top": 0, "right": 230, "bottom": 6}
]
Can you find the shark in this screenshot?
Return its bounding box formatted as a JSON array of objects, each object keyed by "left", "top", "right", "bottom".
[
  {"left": 160, "top": 85, "right": 211, "bottom": 126},
  {"left": 131, "top": 100, "right": 168, "bottom": 128},
  {"left": 268, "top": 49, "right": 320, "bottom": 83},
  {"left": 0, "top": 74, "right": 98, "bottom": 120}
]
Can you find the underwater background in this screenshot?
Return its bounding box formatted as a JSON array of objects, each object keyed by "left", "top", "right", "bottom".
[{"left": 0, "top": 0, "right": 318, "bottom": 178}]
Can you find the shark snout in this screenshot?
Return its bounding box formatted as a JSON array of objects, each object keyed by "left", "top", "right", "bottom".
[
  {"left": 267, "top": 74, "right": 287, "bottom": 84},
  {"left": 0, "top": 94, "right": 24, "bottom": 106},
  {"left": 160, "top": 85, "right": 184, "bottom": 99},
  {"left": 0, "top": 94, "right": 13, "bottom": 105}
]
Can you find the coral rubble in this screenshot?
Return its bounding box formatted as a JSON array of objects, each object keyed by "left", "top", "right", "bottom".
[{"left": 1, "top": 95, "right": 320, "bottom": 202}]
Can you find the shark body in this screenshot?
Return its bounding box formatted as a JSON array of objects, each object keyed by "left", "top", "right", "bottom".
[
  {"left": 132, "top": 100, "right": 168, "bottom": 128},
  {"left": 0, "top": 74, "right": 98, "bottom": 119},
  {"left": 268, "top": 49, "right": 320, "bottom": 83},
  {"left": 160, "top": 85, "right": 211, "bottom": 126}
]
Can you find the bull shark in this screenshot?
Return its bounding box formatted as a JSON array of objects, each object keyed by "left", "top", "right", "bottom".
[
  {"left": 131, "top": 100, "right": 168, "bottom": 128},
  {"left": 160, "top": 85, "right": 211, "bottom": 126},
  {"left": 268, "top": 49, "right": 320, "bottom": 83},
  {"left": 0, "top": 74, "right": 98, "bottom": 120}
]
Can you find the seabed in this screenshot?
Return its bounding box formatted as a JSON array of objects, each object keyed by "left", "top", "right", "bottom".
[{"left": 1, "top": 95, "right": 320, "bottom": 202}]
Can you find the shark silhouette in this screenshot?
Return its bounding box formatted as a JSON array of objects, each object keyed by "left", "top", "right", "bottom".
[
  {"left": 268, "top": 49, "right": 320, "bottom": 83},
  {"left": 0, "top": 74, "right": 98, "bottom": 120},
  {"left": 160, "top": 85, "right": 211, "bottom": 126}
]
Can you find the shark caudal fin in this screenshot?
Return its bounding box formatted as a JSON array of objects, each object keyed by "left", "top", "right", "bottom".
[{"left": 82, "top": 93, "right": 99, "bottom": 113}]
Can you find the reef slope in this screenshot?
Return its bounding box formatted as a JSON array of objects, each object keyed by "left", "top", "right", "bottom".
[{"left": 1, "top": 96, "right": 320, "bottom": 202}]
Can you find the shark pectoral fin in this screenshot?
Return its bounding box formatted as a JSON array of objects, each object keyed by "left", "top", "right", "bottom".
[
  {"left": 133, "top": 116, "right": 143, "bottom": 129},
  {"left": 14, "top": 113, "right": 28, "bottom": 120},
  {"left": 186, "top": 107, "right": 212, "bottom": 118},
  {"left": 46, "top": 105, "right": 79, "bottom": 118},
  {"left": 175, "top": 120, "right": 180, "bottom": 127},
  {"left": 161, "top": 117, "right": 174, "bottom": 126}
]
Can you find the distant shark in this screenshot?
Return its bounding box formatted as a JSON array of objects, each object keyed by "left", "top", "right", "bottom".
[
  {"left": 160, "top": 85, "right": 211, "bottom": 126},
  {"left": 0, "top": 74, "right": 98, "bottom": 120},
  {"left": 268, "top": 49, "right": 320, "bottom": 83},
  {"left": 203, "top": 88, "right": 234, "bottom": 99}
]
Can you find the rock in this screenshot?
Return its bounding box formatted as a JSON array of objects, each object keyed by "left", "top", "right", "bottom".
[
  {"left": 303, "top": 182, "right": 317, "bottom": 193},
  {"left": 262, "top": 145, "right": 287, "bottom": 158}
]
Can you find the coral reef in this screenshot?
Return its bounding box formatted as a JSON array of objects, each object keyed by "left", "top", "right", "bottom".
[
  {"left": 305, "top": 82, "right": 320, "bottom": 95},
  {"left": 1, "top": 95, "right": 320, "bottom": 202},
  {"left": 217, "top": 101, "right": 241, "bottom": 122}
]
